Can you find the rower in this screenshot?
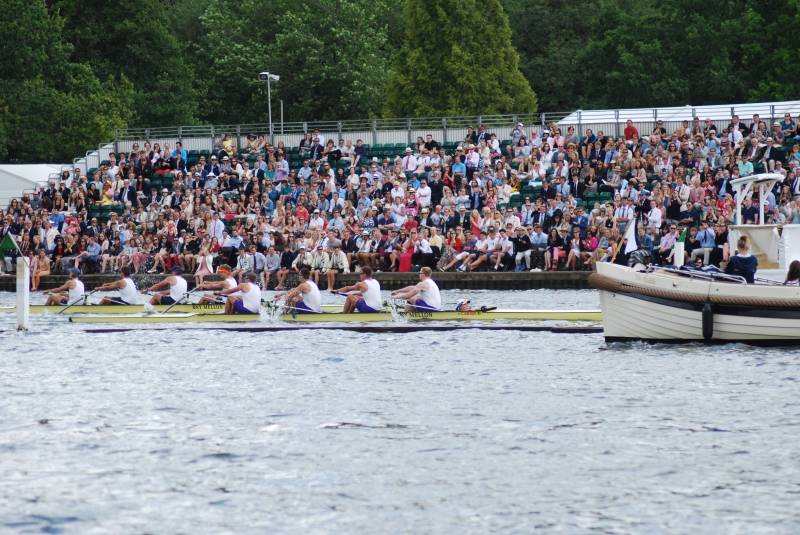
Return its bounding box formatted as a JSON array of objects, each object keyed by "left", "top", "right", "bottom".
[
  {"left": 335, "top": 266, "right": 382, "bottom": 313},
  {"left": 391, "top": 266, "right": 442, "bottom": 312},
  {"left": 274, "top": 267, "right": 321, "bottom": 313},
  {"left": 220, "top": 272, "right": 261, "bottom": 314},
  {"left": 144, "top": 265, "right": 188, "bottom": 305},
  {"left": 196, "top": 264, "right": 238, "bottom": 304},
  {"left": 42, "top": 268, "right": 85, "bottom": 306},
  {"left": 95, "top": 266, "right": 138, "bottom": 305}
]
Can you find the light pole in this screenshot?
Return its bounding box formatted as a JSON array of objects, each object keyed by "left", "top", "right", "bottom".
[
  {"left": 278, "top": 99, "right": 284, "bottom": 135},
  {"left": 258, "top": 72, "right": 280, "bottom": 143}
]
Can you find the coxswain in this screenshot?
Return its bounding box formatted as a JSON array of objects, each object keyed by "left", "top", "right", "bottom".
[
  {"left": 196, "top": 264, "right": 237, "bottom": 304},
  {"left": 335, "top": 266, "right": 382, "bottom": 313},
  {"left": 391, "top": 266, "right": 442, "bottom": 312},
  {"left": 95, "top": 266, "right": 138, "bottom": 305},
  {"left": 144, "top": 265, "right": 188, "bottom": 305},
  {"left": 274, "top": 267, "right": 321, "bottom": 313},
  {"left": 43, "top": 268, "right": 85, "bottom": 306},
  {"left": 220, "top": 272, "right": 262, "bottom": 314}
]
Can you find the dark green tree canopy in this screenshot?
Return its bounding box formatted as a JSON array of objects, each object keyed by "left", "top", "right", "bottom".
[{"left": 385, "top": 0, "right": 538, "bottom": 117}]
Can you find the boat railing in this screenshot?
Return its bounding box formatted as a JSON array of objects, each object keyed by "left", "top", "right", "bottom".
[{"left": 646, "top": 265, "right": 748, "bottom": 285}]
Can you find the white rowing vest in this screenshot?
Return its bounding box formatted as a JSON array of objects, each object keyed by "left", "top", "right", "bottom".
[
  {"left": 363, "top": 278, "right": 382, "bottom": 311},
  {"left": 68, "top": 280, "right": 85, "bottom": 305},
  {"left": 241, "top": 282, "right": 261, "bottom": 313},
  {"left": 119, "top": 277, "right": 137, "bottom": 304},
  {"left": 225, "top": 276, "right": 240, "bottom": 296},
  {"left": 419, "top": 278, "right": 441, "bottom": 311},
  {"left": 170, "top": 276, "right": 188, "bottom": 302},
  {"left": 302, "top": 280, "right": 322, "bottom": 312}
]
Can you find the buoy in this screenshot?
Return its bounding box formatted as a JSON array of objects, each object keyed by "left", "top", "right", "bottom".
[{"left": 702, "top": 301, "right": 714, "bottom": 340}]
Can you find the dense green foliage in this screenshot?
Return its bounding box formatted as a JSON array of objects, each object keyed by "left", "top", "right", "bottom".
[
  {"left": 505, "top": 0, "right": 800, "bottom": 111},
  {"left": 0, "top": 0, "right": 133, "bottom": 162},
  {"left": 2, "top": 0, "right": 799, "bottom": 162},
  {"left": 385, "top": 0, "right": 538, "bottom": 117}
]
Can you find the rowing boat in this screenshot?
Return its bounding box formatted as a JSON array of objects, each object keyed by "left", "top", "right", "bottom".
[
  {"left": 0, "top": 304, "right": 226, "bottom": 314},
  {"left": 0, "top": 304, "right": 344, "bottom": 315},
  {"left": 279, "top": 309, "right": 602, "bottom": 322},
  {"left": 69, "top": 313, "right": 260, "bottom": 324}
]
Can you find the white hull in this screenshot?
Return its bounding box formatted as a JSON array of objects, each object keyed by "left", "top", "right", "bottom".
[{"left": 594, "top": 263, "right": 800, "bottom": 345}]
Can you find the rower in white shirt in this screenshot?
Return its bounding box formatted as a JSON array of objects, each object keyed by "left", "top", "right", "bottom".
[
  {"left": 274, "top": 268, "right": 321, "bottom": 313},
  {"left": 335, "top": 266, "right": 382, "bottom": 313},
  {"left": 197, "top": 264, "right": 238, "bottom": 304},
  {"left": 220, "top": 272, "right": 261, "bottom": 315},
  {"left": 391, "top": 267, "right": 442, "bottom": 312}
]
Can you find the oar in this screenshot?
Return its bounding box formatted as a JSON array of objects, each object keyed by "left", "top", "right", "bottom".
[
  {"left": 57, "top": 290, "right": 98, "bottom": 315},
  {"left": 162, "top": 288, "right": 202, "bottom": 314}
]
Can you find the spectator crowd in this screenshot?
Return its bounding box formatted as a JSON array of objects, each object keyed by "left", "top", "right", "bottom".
[{"left": 1, "top": 113, "right": 800, "bottom": 289}]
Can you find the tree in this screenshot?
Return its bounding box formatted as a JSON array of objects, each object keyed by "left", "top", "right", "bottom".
[
  {"left": 739, "top": 0, "right": 800, "bottom": 103},
  {"left": 0, "top": 0, "right": 132, "bottom": 162},
  {"left": 57, "top": 0, "right": 198, "bottom": 128},
  {"left": 196, "top": 0, "right": 394, "bottom": 125},
  {"left": 503, "top": 0, "right": 598, "bottom": 112},
  {"left": 575, "top": 0, "right": 746, "bottom": 109},
  {"left": 385, "top": 0, "right": 537, "bottom": 117},
  {"left": 266, "top": 0, "right": 391, "bottom": 121}
]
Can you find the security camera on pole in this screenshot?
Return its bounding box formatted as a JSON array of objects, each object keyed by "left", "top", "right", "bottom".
[{"left": 258, "top": 72, "right": 280, "bottom": 144}]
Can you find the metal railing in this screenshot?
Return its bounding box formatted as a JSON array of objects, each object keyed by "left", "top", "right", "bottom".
[{"left": 112, "top": 113, "right": 572, "bottom": 155}]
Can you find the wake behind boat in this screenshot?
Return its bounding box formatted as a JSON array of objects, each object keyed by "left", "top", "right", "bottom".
[{"left": 590, "top": 262, "right": 800, "bottom": 345}]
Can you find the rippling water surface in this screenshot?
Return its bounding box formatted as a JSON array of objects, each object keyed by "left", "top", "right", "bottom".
[{"left": 1, "top": 289, "right": 799, "bottom": 534}]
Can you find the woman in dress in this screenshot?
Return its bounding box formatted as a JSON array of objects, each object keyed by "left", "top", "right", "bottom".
[{"left": 31, "top": 249, "right": 50, "bottom": 291}]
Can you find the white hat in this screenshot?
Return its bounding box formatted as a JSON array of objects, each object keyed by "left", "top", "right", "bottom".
[
  {"left": 372, "top": 157, "right": 378, "bottom": 162},
  {"left": 222, "top": 156, "right": 229, "bottom": 160},
  {"left": 162, "top": 188, "right": 169, "bottom": 193},
  {"left": 406, "top": 147, "right": 412, "bottom": 152},
  {"left": 207, "top": 173, "right": 216, "bottom": 178}
]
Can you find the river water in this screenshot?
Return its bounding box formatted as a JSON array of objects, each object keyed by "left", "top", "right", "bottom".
[{"left": 0, "top": 289, "right": 799, "bottom": 534}]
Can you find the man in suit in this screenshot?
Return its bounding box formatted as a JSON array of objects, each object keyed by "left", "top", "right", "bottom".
[
  {"left": 570, "top": 206, "right": 590, "bottom": 239},
  {"left": 534, "top": 205, "right": 551, "bottom": 232},
  {"left": 539, "top": 180, "right": 556, "bottom": 201},
  {"left": 310, "top": 138, "right": 324, "bottom": 161},
  {"left": 758, "top": 138, "right": 777, "bottom": 172},
  {"left": 118, "top": 178, "right": 138, "bottom": 208},
  {"left": 203, "top": 156, "right": 221, "bottom": 179},
  {"left": 569, "top": 175, "right": 585, "bottom": 201},
  {"left": 455, "top": 206, "right": 470, "bottom": 229},
  {"left": 84, "top": 218, "right": 102, "bottom": 238},
  {"left": 469, "top": 187, "right": 485, "bottom": 211},
  {"left": 706, "top": 148, "right": 723, "bottom": 171}
]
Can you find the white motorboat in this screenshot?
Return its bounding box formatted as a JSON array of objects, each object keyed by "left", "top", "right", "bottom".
[{"left": 590, "top": 262, "right": 800, "bottom": 345}]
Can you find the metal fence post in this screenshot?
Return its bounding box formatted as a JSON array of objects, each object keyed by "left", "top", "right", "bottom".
[
  {"left": 731, "top": 106, "right": 735, "bottom": 119},
  {"left": 145, "top": 129, "right": 150, "bottom": 141},
  {"left": 303, "top": 122, "right": 308, "bottom": 134},
  {"left": 442, "top": 117, "right": 447, "bottom": 144},
  {"left": 477, "top": 115, "right": 482, "bottom": 129},
  {"left": 407, "top": 118, "right": 413, "bottom": 147},
  {"left": 372, "top": 119, "right": 378, "bottom": 146},
  {"left": 770, "top": 104, "right": 775, "bottom": 126},
  {"left": 692, "top": 108, "right": 696, "bottom": 120},
  {"left": 337, "top": 121, "right": 342, "bottom": 142},
  {"left": 614, "top": 110, "right": 620, "bottom": 138},
  {"left": 577, "top": 111, "right": 582, "bottom": 130},
  {"left": 541, "top": 113, "right": 546, "bottom": 128},
  {"left": 178, "top": 126, "right": 183, "bottom": 147}
]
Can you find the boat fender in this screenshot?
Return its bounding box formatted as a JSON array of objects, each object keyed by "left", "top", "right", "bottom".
[{"left": 702, "top": 301, "right": 714, "bottom": 340}]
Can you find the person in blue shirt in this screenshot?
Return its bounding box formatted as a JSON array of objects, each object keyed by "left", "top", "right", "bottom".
[
  {"left": 49, "top": 209, "right": 65, "bottom": 232},
  {"left": 690, "top": 220, "right": 716, "bottom": 265},
  {"left": 725, "top": 235, "right": 757, "bottom": 283},
  {"left": 171, "top": 141, "right": 188, "bottom": 162},
  {"left": 451, "top": 156, "right": 466, "bottom": 182},
  {"left": 569, "top": 206, "right": 589, "bottom": 238}
]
